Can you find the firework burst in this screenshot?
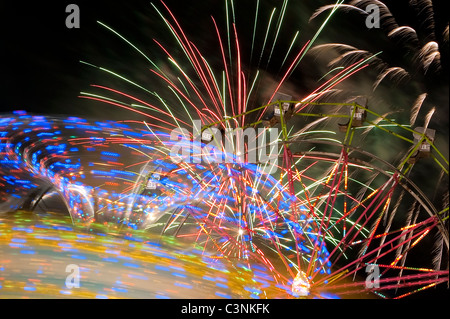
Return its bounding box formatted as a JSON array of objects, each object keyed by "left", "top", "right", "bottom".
[{"left": 0, "top": 0, "right": 448, "bottom": 299}]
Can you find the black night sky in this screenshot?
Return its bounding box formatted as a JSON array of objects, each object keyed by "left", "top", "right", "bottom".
[{"left": 1, "top": 1, "right": 448, "bottom": 118}]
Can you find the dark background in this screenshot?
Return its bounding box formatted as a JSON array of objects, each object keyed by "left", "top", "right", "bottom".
[{"left": 1, "top": 0, "right": 447, "bottom": 118}]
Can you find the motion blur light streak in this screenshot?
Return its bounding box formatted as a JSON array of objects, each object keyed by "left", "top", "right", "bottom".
[
  {"left": 0, "top": 211, "right": 282, "bottom": 299},
  {"left": 0, "top": 0, "right": 448, "bottom": 299}
]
